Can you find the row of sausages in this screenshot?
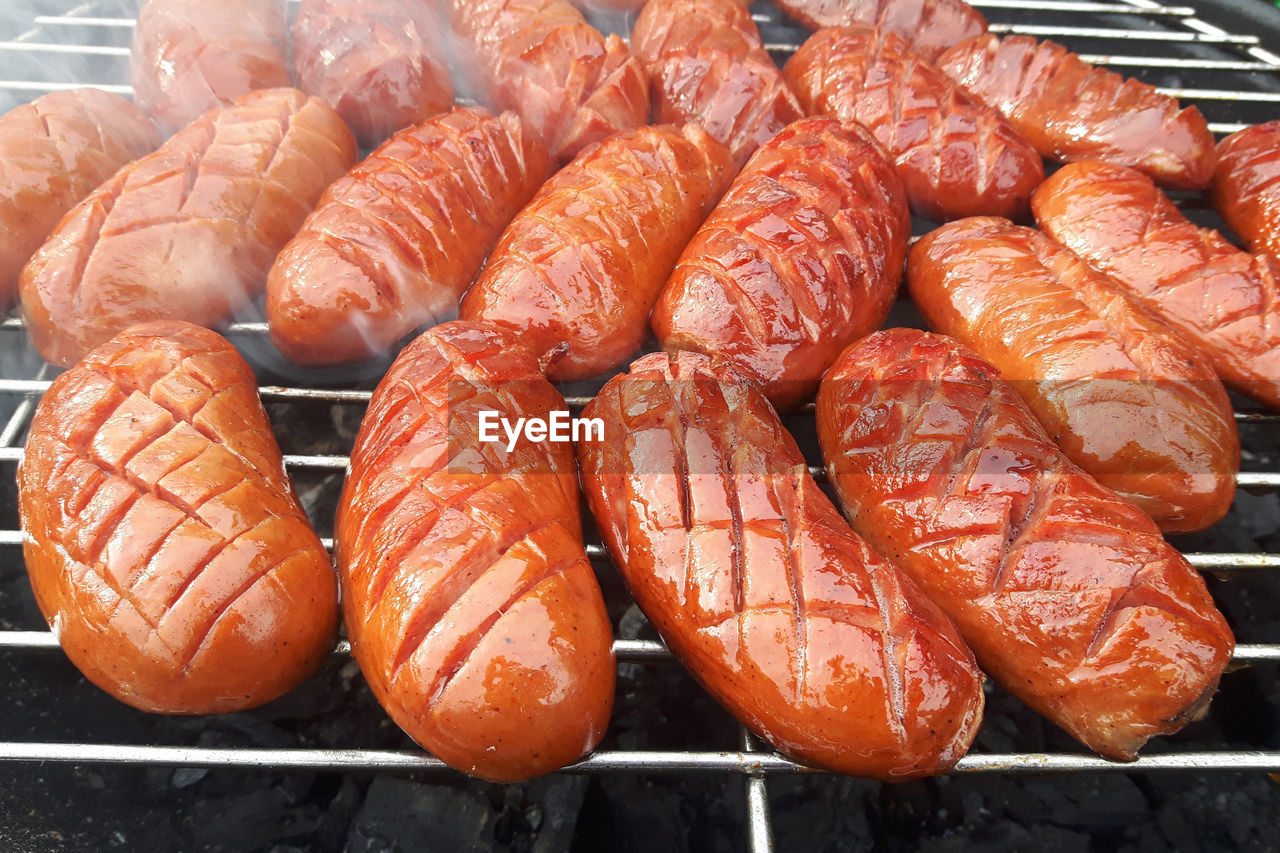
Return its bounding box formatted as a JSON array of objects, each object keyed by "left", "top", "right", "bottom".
[
  {"left": 19, "top": 316, "right": 1234, "bottom": 780},
  {"left": 4, "top": 0, "right": 1276, "bottom": 785}
]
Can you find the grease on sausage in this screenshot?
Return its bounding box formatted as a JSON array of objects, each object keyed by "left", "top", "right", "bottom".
[
  {"left": 908, "top": 217, "right": 1239, "bottom": 533},
  {"left": 937, "top": 34, "right": 1216, "bottom": 190},
  {"left": 441, "top": 0, "right": 650, "bottom": 164},
  {"left": 816, "top": 328, "right": 1234, "bottom": 760},
  {"left": 654, "top": 117, "right": 909, "bottom": 410},
  {"left": 772, "top": 0, "right": 988, "bottom": 61},
  {"left": 335, "top": 321, "right": 614, "bottom": 782},
  {"left": 130, "top": 0, "right": 290, "bottom": 135},
  {"left": 783, "top": 26, "right": 1044, "bottom": 222},
  {"left": 20, "top": 88, "right": 357, "bottom": 368},
  {"left": 1211, "top": 120, "right": 1280, "bottom": 262},
  {"left": 460, "top": 123, "right": 733, "bottom": 382},
  {"left": 631, "top": 0, "right": 803, "bottom": 168},
  {"left": 292, "top": 0, "right": 454, "bottom": 149},
  {"left": 267, "top": 107, "right": 549, "bottom": 367},
  {"left": 1033, "top": 160, "right": 1280, "bottom": 410},
  {"left": 18, "top": 321, "right": 338, "bottom": 714},
  {"left": 0, "top": 89, "right": 159, "bottom": 312},
  {"left": 579, "top": 349, "right": 984, "bottom": 779}
]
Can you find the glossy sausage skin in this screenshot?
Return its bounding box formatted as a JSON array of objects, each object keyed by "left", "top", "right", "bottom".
[
  {"left": 460, "top": 124, "right": 733, "bottom": 382},
  {"left": 579, "top": 350, "right": 984, "bottom": 779},
  {"left": 130, "top": 0, "right": 290, "bottom": 136},
  {"left": 292, "top": 0, "right": 454, "bottom": 149},
  {"left": 20, "top": 88, "right": 357, "bottom": 368},
  {"left": 653, "top": 117, "right": 909, "bottom": 410},
  {"left": 783, "top": 26, "right": 1044, "bottom": 222},
  {"left": 267, "top": 107, "right": 550, "bottom": 367},
  {"left": 18, "top": 321, "right": 338, "bottom": 714},
  {"left": 0, "top": 89, "right": 159, "bottom": 312},
  {"left": 631, "top": 0, "right": 803, "bottom": 168},
  {"left": 816, "top": 329, "right": 1234, "bottom": 760},
  {"left": 908, "top": 217, "right": 1238, "bottom": 533},
  {"left": 1211, "top": 121, "right": 1280, "bottom": 262},
  {"left": 1034, "top": 161, "right": 1280, "bottom": 410},
  {"left": 335, "top": 321, "right": 614, "bottom": 782},
  {"left": 442, "top": 0, "right": 649, "bottom": 165},
  {"left": 937, "top": 35, "right": 1216, "bottom": 190},
  {"left": 772, "top": 0, "right": 987, "bottom": 61}
]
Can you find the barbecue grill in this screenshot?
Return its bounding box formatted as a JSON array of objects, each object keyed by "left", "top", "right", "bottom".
[{"left": 1, "top": 1, "right": 1278, "bottom": 849}]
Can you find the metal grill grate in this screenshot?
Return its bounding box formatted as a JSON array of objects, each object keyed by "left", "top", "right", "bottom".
[{"left": 0, "top": 1, "right": 1278, "bottom": 850}]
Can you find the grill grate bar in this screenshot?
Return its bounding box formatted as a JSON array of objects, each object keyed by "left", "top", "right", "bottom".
[
  {"left": 1, "top": 630, "right": 1274, "bottom": 663},
  {"left": 0, "top": 742, "right": 1277, "bottom": 774}
]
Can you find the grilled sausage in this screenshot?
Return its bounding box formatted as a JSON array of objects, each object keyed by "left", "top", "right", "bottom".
[
  {"left": 783, "top": 26, "right": 1044, "bottom": 222},
  {"left": 441, "top": 0, "right": 649, "bottom": 164},
  {"left": 937, "top": 35, "right": 1216, "bottom": 190},
  {"left": 20, "top": 88, "right": 357, "bottom": 368},
  {"left": 578, "top": 349, "right": 984, "bottom": 779},
  {"left": 908, "top": 217, "right": 1238, "bottom": 533},
  {"left": 1033, "top": 160, "right": 1280, "bottom": 410},
  {"left": 131, "top": 0, "right": 290, "bottom": 136},
  {"left": 267, "top": 107, "right": 549, "bottom": 367},
  {"left": 292, "top": 0, "right": 454, "bottom": 149},
  {"left": 631, "top": 0, "right": 803, "bottom": 168},
  {"left": 335, "top": 321, "right": 614, "bottom": 782},
  {"left": 18, "top": 321, "right": 338, "bottom": 714},
  {"left": 0, "top": 89, "right": 159, "bottom": 312},
  {"left": 653, "top": 117, "right": 909, "bottom": 410},
  {"left": 816, "top": 328, "right": 1234, "bottom": 760},
  {"left": 772, "top": 0, "right": 988, "bottom": 62},
  {"left": 1211, "top": 120, "right": 1280, "bottom": 262},
  {"left": 460, "top": 124, "right": 733, "bottom": 382}
]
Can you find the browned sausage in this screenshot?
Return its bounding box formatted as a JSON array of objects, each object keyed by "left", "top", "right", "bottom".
[
  {"left": 937, "top": 35, "right": 1216, "bottom": 190},
  {"left": 130, "top": 0, "right": 290, "bottom": 136},
  {"left": 578, "top": 349, "right": 984, "bottom": 779},
  {"left": 20, "top": 88, "right": 357, "bottom": 368},
  {"left": 441, "top": 0, "right": 650, "bottom": 164},
  {"left": 0, "top": 89, "right": 159, "bottom": 312},
  {"left": 1033, "top": 160, "right": 1280, "bottom": 410},
  {"left": 267, "top": 107, "right": 550, "bottom": 367},
  {"left": 18, "top": 321, "right": 338, "bottom": 714},
  {"left": 459, "top": 123, "right": 733, "bottom": 382},
  {"left": 783, "top": 26, "right": 1044, "bottom": 222},
  {"left": 772, "top": 0, "right": 988, "bottom": 62},
  {"left": 631, "top": 0, "right": 803, "bottom": 168},
  {"left": 816, "top": 328, "right": 1234, "bottom": 760},
  {"left": 1211, "top": 120, "right": 1280, "bottom": 262},
  {"left": 292, "top": 0, "right": 454, "bottom": 149},
  {"left": 653, "top": 117, "right": 909, "bottom": 410},
  {"left": 335, "top": 321, "right": 614, "bottom": 782},
  {"left": 908, "top": 217, "right": 1239, "bottom": 533}
]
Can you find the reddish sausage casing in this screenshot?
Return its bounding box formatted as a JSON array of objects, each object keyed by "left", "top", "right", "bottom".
[
  {"left": 18, "top": 321, "right": 338, "bottom": 714},
  {"left": 292, "top": 0, "right": 454, "bottom": 149},
  {"left": 460, "top": 124, "right": 733, "bottom": 382},
  {"left": 335, "top": 321, "right": 614, "bottom": 782},
  {"left": 772, "top": 0, "right": 988, "bottom": 62},
  {"left": 579, "top": 350, "right": 984, "bottom": 779},
  {"left": 20, "top": 88, "right": 357, "bottom": 368},
  {"left": 1211, "top": 121, "right": 1280, "bottom": 262},
  {"left": 267, "top": 107, "right": 550, "bottom": 367},
  {"left": 131, "top": 0, "right": 290, "bottom": 136},
  {"left": 653, "top": 117, "right": 909, "bottom": 410},
  {"left": 817, "top": 329, "right": 1234, "bottom": 760},
  {"left": 937, "top": 35, "right": 1216, "bottom": 191},
  {"left": 631, "top": 0, "right": 803, "bottom": 168},
  {"left": 1033, "top": 160, "right": 1280, "bottom": 410},
  {"left": 442, "top": 0, "right": 649, "bottom": 165},
  {"left": 783, "top": 26, "right": 1044, "bottom": 222},
  {"left": 908, "top": 217, "right": 1239, "bottom": 533},
  {"left": 0, "top": 89, "right": 159, "bottom": 312}
]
